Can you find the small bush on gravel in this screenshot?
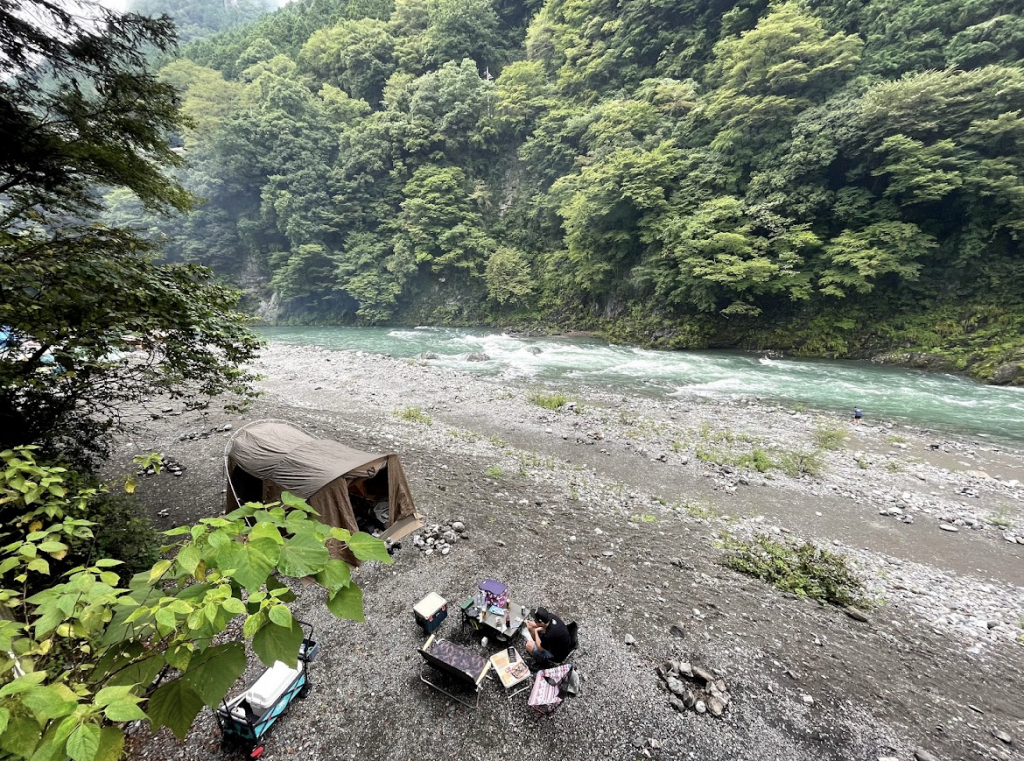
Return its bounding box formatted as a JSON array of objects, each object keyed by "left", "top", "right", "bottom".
[
  {"left": 813, "top": 421, "right": 847, "bottom": 450},
  {"left": 395, "top": 406, "right": 432, "bottom": 424},
  {"left": 778, "top": 449, "right": 825, "bottom": 477},
  {"left": 484, "top": 465, "right": 504, "bottom": 478},
  {"left": 719, "top": 532, "right": 869, "bottom": 608},
  {"left": 528, "top": 390, "right": 576, "bottom": 410}
]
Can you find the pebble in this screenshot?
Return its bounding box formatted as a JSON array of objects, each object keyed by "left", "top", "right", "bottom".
[
  {"left": 914, "top": 750, "right": 940, "bottom": 761},
  {"left": 939, "top": 524, "right": 959, "bottom": 532}
]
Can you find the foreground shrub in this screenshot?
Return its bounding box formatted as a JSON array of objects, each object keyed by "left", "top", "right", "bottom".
[{"left": 719, "top": 532, "right": 869, "bottom": 608}]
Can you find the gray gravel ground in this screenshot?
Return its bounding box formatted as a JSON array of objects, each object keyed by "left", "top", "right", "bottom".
[{"left": 118, "top": 344, "right": 1024, "bottom": 761}]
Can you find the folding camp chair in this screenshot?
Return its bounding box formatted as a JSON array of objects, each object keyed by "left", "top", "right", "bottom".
[
  {"left": 418, "top": 634, "right": 491, "bottom": 709},
  {"left": 527, "top": 663, "right": 573, "bottom": 720}
]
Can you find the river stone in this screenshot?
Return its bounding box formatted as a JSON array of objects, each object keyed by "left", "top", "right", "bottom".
[
  {"left": 665, "top": 677, "right": 686, "bottom": 697},
  {"left": 914, "top": 750, "right": 940, "bottom": 761},
  {"left": 991, "top": 729, "right": 1012, "bottom": 744},
  {"left": 707, "top": 696, "right": 726, "bottom": 717},
  {"left": 939, "top": 523, "right": 959, "bottom": 532},
  {"left": 677, "top": 661, "right": 693, "bottom": 678},
  {"left": 844, "top": 606, "right": 870, "bottom": 623},
  {"left": 668, "top": 695, "right": 686, "bottom": 713},
  {"left": 692, "top": 666, "right": 715, "bottom": 685},
  {"left": 624, "top": 634, "right": 636, "bottom": 646},
  {"left": 695, "top": 700, "right": 706, "bottom": 714},
  {"left": 669, "top": 621, "right": 687, "bottom": 638},
  {"left": 681, "top": 689, "right": 696, "bottom": 709}
]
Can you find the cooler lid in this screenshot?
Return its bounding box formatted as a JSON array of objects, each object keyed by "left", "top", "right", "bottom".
[{"left": 414, "top": 592, "right": 447, "bottom": 617}]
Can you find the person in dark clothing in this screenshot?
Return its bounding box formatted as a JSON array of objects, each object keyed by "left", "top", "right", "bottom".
[{"left": 524, "top": 607, "right": 571, "bottom": 662}]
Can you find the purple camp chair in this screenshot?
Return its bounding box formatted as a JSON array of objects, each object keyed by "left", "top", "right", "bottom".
[{"left": 418, "top": 634, "right": 491, "bottom": 709}]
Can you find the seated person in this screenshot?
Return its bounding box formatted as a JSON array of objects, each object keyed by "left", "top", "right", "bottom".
[{"left": 523, "top": 607, "right": 572, "bottom": 662}]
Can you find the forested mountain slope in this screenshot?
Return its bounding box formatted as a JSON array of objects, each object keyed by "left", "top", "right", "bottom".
[{"left": 113, "top": 0, "right": 1024, "bottom": 383}]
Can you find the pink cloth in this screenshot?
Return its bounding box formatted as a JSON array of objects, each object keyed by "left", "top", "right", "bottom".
[{"left": 528, "top": 664, "right": 572, "bottom": 708}]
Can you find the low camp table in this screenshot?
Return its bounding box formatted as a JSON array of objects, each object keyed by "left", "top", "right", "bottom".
[
  {"left": 489, "top": 646, "right": 531, "bottom": 698},
  {"left": 460, "top": 596, "right": 528, "bottom": 643}
]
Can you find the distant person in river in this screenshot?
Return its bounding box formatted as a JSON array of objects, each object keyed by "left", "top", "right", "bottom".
[
  {"left": 523, "top": 607, "right": 572, "bottom": 663},
  {"left": 853, "top": 407, "right": 863, "bottom": 424}
]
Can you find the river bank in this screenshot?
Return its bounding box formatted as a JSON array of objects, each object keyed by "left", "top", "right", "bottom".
[{"left": 120, "top": 342, "right": 1024, "bottom": 761}]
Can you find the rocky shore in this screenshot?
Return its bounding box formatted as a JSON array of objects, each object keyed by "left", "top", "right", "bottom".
[{"left": 120, "top": 343, "right": 1024, "bottom": 761}]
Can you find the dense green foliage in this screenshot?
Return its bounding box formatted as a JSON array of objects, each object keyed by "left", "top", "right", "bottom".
[
  {"left": 0, "top": 1, "right": 262, "bottom": 467},
  {"left": 127, "top": 0, "right": 276, "bottom": 44},
  {"left": 0, "top": 447, "right": 387, "bottom": 761},
  {"left": 123, "top": 0, "right": 1024, "bottom": 380}
]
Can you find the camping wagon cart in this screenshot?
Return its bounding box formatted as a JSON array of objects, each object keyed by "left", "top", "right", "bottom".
[
  {"left": 215, "top": 621, "right": 320, "bottom": 756},
  {"left": 224, "top": 419, "right": 424, "bottom": 561}
]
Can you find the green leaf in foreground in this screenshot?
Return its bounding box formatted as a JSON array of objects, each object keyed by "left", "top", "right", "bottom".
[
  {"left": 278, "top": 532, "right": 330, "bottom": 578},
  {"left": 182, "top": 642, "right": 247, "bottom": 706},
  {"left": 66, "top": 723, "right": 100, "bottom": 761},
  {"left": 313, "top": 558, "right": 351, "bottom": 593},
  {"left": 146, "top": 679, "right": 205, "bottom": 740},
  {"left": 327, "top": 583, "right": 364, "bottom": 622},
  {"left": 252, "top": 620, "right": 303, "bottom": 669},
  {"left": 345, "top": 532, "right": 392, "bottom": 564}
]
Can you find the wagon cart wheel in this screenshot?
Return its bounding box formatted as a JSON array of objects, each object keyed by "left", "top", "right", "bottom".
[{"left": 298, "top": 682, "right": 311, "bottom": 699}]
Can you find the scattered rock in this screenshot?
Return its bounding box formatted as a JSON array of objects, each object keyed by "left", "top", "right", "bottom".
[
  {"left": 991, "top": 729, "right": 1012, "bottom": 745},
  {"left": 624, "top": 634, "right": 636, "bottom": 646},
  {"left": 669, "top": 621, "right": 686, "bottom": 638},
  {"left": 939, "top": 523, "right": 959, "bottom": 533},
  {"left": 844, "top": 606, "right": 869, "bottom": 623},
  {"left": 914, "top": 749, "right": 940, "bottom": 761}
]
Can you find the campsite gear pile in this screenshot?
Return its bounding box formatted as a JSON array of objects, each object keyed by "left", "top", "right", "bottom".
[
  {"left": 216, "top": 621, "right": 320, "bottom": 755},
  {"left": 461, "top": 579, "right": 528, "bottom": 642},
  {"left": 414, "top": 580, "right": 581, "bottom": 714},
  {"left": 224, "top": 420, "right": 424, "bottom": 561}
]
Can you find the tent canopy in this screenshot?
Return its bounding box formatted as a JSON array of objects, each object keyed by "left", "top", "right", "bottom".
[{"left": 225, "top": 421, "right": 422, "bottom": 560}]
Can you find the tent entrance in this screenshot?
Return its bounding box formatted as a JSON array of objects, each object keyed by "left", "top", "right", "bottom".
[
  {"left": 348, "top": 468, "right": 390, "bottom": 534},
  {"left": 230, "top": 467, "right": 264, "bottom": 506}
]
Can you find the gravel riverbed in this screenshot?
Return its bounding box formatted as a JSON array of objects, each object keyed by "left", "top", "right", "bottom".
[{"left": 120, "top": 343, "right": 1024, "bottom": 761}]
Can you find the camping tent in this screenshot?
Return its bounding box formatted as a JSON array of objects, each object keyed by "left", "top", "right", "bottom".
[{"left": 224, "top": 420, "right": 423, "bottom": 562}]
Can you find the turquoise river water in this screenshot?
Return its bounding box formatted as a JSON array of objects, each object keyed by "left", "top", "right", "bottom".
[{"left": 260, "top": 326, "right": 1024, "bottom": 446}]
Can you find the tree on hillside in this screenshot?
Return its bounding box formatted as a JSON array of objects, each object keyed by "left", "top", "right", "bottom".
[
  {"left": 0, "top": 0, "right": 261, "bottom": 467},
  {"left": 128, "top": 0, "right": 275, "bottom": 44}
]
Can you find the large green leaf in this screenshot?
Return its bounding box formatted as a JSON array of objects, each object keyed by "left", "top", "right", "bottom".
[
  {"left": 326, "top": 583, "right": 364, "bottom": 622},
  {"left": 66, "top": 723, "right": 100, "bottom": 761},
  {"left": 217, "top": 537, "right": 280, "bottom": 592},
  {"left": 93, "top": 728, "right": 124, "bottom": 761},
  {"left": 104, "top": 651, "right": 164, "bottom": 689},
  {"left": 313, "top": 559, "right": 351, "bottom": 593},
  {"left": 21, "top": 686, "right": 77, "bottom": 721},
  {"left": 264, "top": 575, "right": 296, "bottom": 603},
  {"left": 345, "top": 532, "right": 392, "bottom": 564},
  {"left": 146, "top": 679, "right": 204, "bottom": 740},
  {"left": 278, "top": 532, "right": 329, "bottom": 578},
  {"left": 181, "top": 642, "right": 246, "bottom": 706},
  {"left": 252, "top": 620, "right": 303, "bottom": 669},
  {"left": 0, "top": 715, "right": 39, "bottom": 758}
]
